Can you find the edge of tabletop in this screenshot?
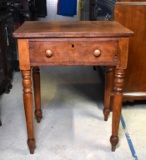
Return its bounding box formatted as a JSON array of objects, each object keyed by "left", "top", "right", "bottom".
[{"left": 13, "top": 21, "right": 134, "bottom": 39}]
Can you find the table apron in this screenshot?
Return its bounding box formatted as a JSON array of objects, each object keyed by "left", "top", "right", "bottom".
[{"left": 29, "top": 38, "right": 118, "bottom": 66}]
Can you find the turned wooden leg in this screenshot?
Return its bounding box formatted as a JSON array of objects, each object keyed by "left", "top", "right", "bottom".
[
  {"left": 32, "top": 67, "right": 42, "bottom": 123},
  {"left": 22, "top": 70, "right": 35, "bottom": 154},
  {"left": 103, "top": 66, "right": 114, "bottom": 121},
  {"left": 110, "top": 69, "right": 125, "bottom": 151}
]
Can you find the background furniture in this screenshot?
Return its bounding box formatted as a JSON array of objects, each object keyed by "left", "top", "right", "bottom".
[
  {"left": 91, "top": 0, "right": 146, "bottom": 102},
  {"left": 0, "top": 0, "right": 38, "bottom": 22},
  {"left": 111, "top": 1, "right": 146, "bottom": 102},
  {"left": 89, "top": 0, "right": 146, "bottom": 21},
  {"left": 0, "top": 12, "right": 18, "bottom": 95},
  {"left": 0, "top": 12, "right": 18, "bottom": 125}
]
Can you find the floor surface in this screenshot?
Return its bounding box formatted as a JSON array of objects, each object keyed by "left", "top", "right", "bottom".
[{"left": 0, "top": 66, "right": 146, "bottom": 160}]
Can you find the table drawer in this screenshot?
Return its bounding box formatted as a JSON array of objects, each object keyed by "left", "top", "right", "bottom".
[{"left": 29, "top": 39, "right": 118, "bottom": 66}]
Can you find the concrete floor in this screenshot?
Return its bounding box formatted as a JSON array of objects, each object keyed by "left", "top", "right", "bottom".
[{"left": 0, "top": 66, "right": 146, "bottom": 160}]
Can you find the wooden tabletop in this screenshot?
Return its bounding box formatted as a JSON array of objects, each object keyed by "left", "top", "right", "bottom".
[{"left": 13, "top": 21, "right": 133, "bottom": 38}]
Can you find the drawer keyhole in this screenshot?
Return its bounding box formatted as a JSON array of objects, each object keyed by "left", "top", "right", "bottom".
[{"left": 72, "top": 44, "right": 75, "bottom": 48}]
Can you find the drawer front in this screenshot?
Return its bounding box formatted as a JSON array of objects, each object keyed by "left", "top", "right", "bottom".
[{"left": 29, "top": 39, "right": 118, "bottom": 66}]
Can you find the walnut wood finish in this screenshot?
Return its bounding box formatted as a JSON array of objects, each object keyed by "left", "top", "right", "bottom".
[
  {"left": 29, "top": 39, "right": 118, "bottom": 66},
  {"left": 108, "top": 2, "right": 146, "bottom": 102},
  {"left": 111, "top": 69, "right": 125, "bottom": 151},
  {"left": 32, "top": 67, "right": 42, "bottom": 123},
  {"left": 21, "top": 70, "right": 35, "bottom": 154},
  {"left": 103, "top": 66, "right": 114, "bottom": 121},
  {"left": 13, "top": 21, "right": 133, "bottom": 153},
  {"left": 103, "top": 37, "right": 130, "bottom": 120},
  {"left": 13, "top": 21, "right": 133, "bottom": 38}
]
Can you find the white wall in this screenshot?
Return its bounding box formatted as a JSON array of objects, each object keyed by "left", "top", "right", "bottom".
[{"left": 39, "top": 0, "right": 78, "bottom": 21}]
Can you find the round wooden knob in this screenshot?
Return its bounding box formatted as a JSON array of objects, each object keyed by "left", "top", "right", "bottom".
[
  {"left": 94, "top": 49, "right": 101, "bottom": 57},
  {"left": 45, "top": 50, "right": 53, "bottom": 58}
]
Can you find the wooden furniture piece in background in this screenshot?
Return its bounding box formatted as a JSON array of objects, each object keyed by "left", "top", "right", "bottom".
[
  {"left": 108, "top": 2, "right": 146, "bottom": 102},
  {"left": 13, "top": 21, "right": 133, "bottom": 154}
]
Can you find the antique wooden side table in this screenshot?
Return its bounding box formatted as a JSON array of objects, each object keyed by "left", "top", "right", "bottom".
[{"left": 13, "top": 21, "right": 133, "bottom": 154}]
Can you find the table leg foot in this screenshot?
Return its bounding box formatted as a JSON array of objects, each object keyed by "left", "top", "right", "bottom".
[
  {"left": 35, "top": 109, "right": 42, "bottom": 123},
  {"left": 110, "top": 135, "right": 119, "bottom": 152},
  {"left": 27, "top": 139, "right": 35, "bottom": 154},
  {"left": 103, "top": 108, "right": 110, "bottom": 121}
]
